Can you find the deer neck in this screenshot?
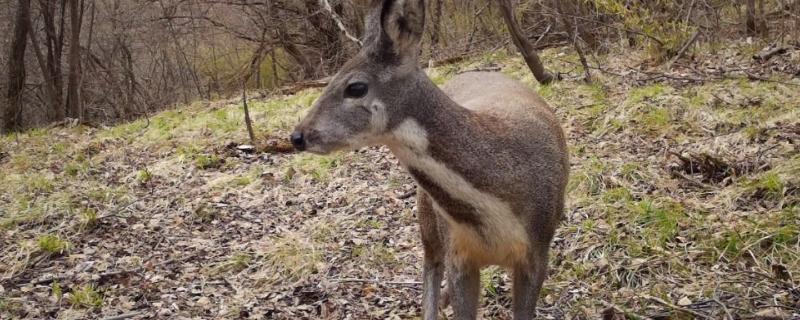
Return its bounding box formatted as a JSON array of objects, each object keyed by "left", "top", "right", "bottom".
[{"left": 384, "top": 75, "right": 475, "bottom": 167}]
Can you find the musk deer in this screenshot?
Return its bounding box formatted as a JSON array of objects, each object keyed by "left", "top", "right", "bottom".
[{"left": 290, "top": 0, "right": 568, "bottom": 318}]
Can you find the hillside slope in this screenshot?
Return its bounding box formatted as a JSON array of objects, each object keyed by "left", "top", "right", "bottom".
[{"left": 1, "top": 45, "right": 799, "bottom": 319}]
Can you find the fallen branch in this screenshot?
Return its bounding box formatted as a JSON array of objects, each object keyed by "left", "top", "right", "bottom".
[
  {"left": 753, "top": 46, "right": 789, "bottom": 62},
  {"left": 332, "top": 278, "right": 422, "bottom": 286},
  {"left": 666, "top": 30, "right": 701, "bottom": 68},
  {"left": 277, "top": 78, "right": 330, "bottom": 95},
  {"left": 101, "top": 311, "right": 144, "bottom": 320},
  {"left": 456, "top": 66, "right": 502, "bottom": 74}
]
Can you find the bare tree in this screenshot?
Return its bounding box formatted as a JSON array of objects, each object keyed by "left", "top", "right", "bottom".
[
  {"left": 65, "top": 0, "right": 82, "bottom": 121},
  {"left": 498, "top": 0, "right": 556, "bottom": 85},
  {"left": 3, "top": 0, "right": 32, "bottom": 132},
  {"left": 39, "top": 0, "right": 67, "bottom": 121}
]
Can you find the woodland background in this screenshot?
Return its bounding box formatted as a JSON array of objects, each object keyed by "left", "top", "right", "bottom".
[{"left": 2, "top": 0, "right": 799, "bottom": 132}]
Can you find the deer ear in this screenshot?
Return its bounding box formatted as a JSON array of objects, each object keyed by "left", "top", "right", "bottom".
[{"left": 364, "top": 0, "right": 425, "bottom": 65}]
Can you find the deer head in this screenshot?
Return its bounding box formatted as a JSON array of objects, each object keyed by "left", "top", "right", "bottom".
[{"left": 290, "top": 0, "right": 426, "bottom": 154}]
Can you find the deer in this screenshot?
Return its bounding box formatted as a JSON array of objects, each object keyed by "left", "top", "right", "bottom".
[{"left": 289, "top": 0, "right": 568, "bottom": 319}]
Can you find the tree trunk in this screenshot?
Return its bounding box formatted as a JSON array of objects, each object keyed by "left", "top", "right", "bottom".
[
  {"left": 4, "top": 0, "right": 32, "bottom": 133},
  {"left": 65, "top": 0, "right": 82, "bottom": 121},
  {"left": 430, "top": 0, "right": 443, "bottom": 55},
  {"left": 40, "top": 0, "right": 67, "bottom": 120},
  {"left": 498, "top": 0, "right": 556, "bottom": 84},
  {"left": 27, "top": 13, "right": 59, "bottom": 119},
  {"left": 746, "top": 0, "right": 758, "bottom": 35}
]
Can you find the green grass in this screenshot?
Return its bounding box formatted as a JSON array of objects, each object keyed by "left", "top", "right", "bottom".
[
  {"left": 37, "top": 234, "right": 70, "bottom": 255},
  {"left": 634, "top": 199, "right": 685, "bottom": 246},
  {"left": 51, "top": 281, "right": 63, "bottom": 300},
  {"left": 259, "top": 232, "right": 324, "bottom": 283},
  {"left": 211, "top": 252, "right": 253, "bottom": 275},
  {"left": 64, "top": 162, "right": 81, "bottom": 177},
  {"left": 287, "top": 153, "right": 343, "bottom": 182},
  {"left": 356, "top": 218, "right": 384, "bottom": 230},
  {"left": 639, "top": 107, "right": 671, "bottom": 131},
  {"left": 232, "top": 176, "right": 253, "bottom": 187},
  {"left": 351, "top": 243, "right": 397, "bottom": 267},
  {"left": 747, "top": 171, "right": 785, "bottom": 201},
  {"left": 191, "top": 202, "right": 216, "bottom": 223},
  {"left": 68, "top": 285, "right": 103, "bottom": 309},
  {"left": 480, "top": 266, "right": 504, "bottom": 297},
  {"left": 628, "top": 84, "right": 668, "bottom": 104},
  {"left": 26, "top": 174, "right": 55, "bottom": 194},
  {"left": 195, "top": 154, "right": 222, "bottom": 170},
  {"left": 136, "top": 169, "right": 153, "bottom": 183},
  {"left": 78, "top": 208, "right": 98, "bottom": 229},
  {"left": 0, "top": 298, "right": 22, "bottom": 315}
]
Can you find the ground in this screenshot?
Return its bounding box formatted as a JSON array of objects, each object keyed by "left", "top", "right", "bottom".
[{"left": 1, "top": 44, "right": 799, "bottom": 319}]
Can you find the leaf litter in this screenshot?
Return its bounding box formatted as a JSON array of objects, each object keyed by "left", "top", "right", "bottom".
[{"left": 1, "top": 44, "right": 799, "bottom": 319}]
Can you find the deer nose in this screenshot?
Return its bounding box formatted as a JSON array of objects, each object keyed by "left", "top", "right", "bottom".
[{"left": 290, "top": 131, "right": 305, "bottom": 151}]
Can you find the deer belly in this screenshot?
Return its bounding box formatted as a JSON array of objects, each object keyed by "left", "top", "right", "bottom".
[{"left": 434, "top": 202, "right": 530, "bottom": 267}]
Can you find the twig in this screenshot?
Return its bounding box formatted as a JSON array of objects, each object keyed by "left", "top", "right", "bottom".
[
  {"left": 711, "top": 297, "right": 734, "bottom": 320},
  {"left": 642, "top": 294, "right": 713, "bottom": 319},
  {"left": 666, "top": 30, "right": 701, "bottom": 69},
  {"left": 101, "top": 311, "right": 144, "bottom": 320},
  {"left": 319, "top": 0, "right": 362, "bottom": 47},
  {"left": 332, "top": 278, "right": 422, "bottom": 286},
  {"left": 242, "top": 83, "right": 256, "bottom": 145},
  {"left": 396, "top": 189, "right": 417, "bottom": 200},
  {"left": 457, "top": 66, "right": 502, "bottom": 74}
]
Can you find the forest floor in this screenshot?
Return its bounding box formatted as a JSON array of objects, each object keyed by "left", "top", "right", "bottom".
[{"left": 1, "top": 43, "right": 799, "bottom": 320}]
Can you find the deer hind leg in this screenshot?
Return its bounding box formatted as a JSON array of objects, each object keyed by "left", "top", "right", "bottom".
[
  {"left": 417, "top": 191, "right": 445, "bottom": 320},
  {"left": 512, "top": 245, "right": 550, "bottom": 320}
]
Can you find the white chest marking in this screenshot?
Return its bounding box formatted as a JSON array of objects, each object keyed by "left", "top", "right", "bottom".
[{"left": 389, "top": 119, "right": 529, "bottom": 266}]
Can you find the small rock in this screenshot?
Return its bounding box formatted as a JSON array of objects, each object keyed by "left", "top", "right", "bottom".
[
  {"left": 158, "top": 308, "right": 172, "bottom": 316},
  {"left": 677, "top": 296, "right": 692, "bottom": 306}
]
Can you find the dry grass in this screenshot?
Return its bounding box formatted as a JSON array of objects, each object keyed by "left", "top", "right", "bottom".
[{"left": 0, "top": 42, "right": 798, "bottom": 319}]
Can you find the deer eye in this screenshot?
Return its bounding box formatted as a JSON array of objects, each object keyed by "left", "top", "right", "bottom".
[{"left": 344, "top": 82, "right": 368, "bottom": 98}]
